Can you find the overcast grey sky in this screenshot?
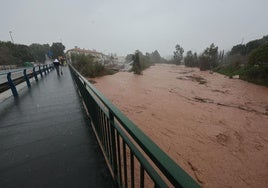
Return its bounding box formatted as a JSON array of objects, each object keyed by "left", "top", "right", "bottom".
[{"left": 1, "top": 0, "right": 268, "bottom": 56}]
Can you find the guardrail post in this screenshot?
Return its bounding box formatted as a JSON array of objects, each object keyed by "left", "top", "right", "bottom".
[
  {"left": 33, "top": 67, "right": 38, "bottom": 81},
  {"left": 23, "top": 69, "right": 31, "bottom": 88},
  {"left": 7, "top": 72, "right": 18, "bottom": 97},
  {"left": 39, "top": 66, "right": 43, "bottom": 77}
]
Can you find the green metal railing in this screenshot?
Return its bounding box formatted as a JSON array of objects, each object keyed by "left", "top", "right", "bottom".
[{"left": 69, "top": 64, "right": 200, "bottom": 188}]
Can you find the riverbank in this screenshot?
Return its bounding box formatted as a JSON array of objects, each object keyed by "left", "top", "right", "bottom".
[
  {"left": 216, "top": 65, "right": 268, "bottom": 87},
  {"left": 92, "top": 64, "right": 268, "bottom": 188}
]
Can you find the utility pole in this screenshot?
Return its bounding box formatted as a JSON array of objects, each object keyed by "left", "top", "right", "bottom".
[{"left": 9, "top": 31, "right": 14, "bottom": 43}]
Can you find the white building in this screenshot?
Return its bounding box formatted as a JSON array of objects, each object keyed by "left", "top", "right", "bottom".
[{"left": 66, "top": 46, "right": 108, "bottom": 64}]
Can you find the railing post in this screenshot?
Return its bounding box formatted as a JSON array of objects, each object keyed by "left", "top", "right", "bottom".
[
  {"left": 33, "top": 67, "right": 38, "bottom": 81},
  {"left": 83, "top": 81, "right": 87, "bottom": 87},
  {"left": 39, "top": 66, "right": 43, "bottom": 77},
  {"left": 46, "top": 65, "right": 49, "bottom": 73},
  {"left": 109, "top": 111, "right": 118, "bottom": 186},
  {"left": 7, "top": 72, "right": 18, "bottom": 97},
  {"left": 23, "top": 69, "right": 31, "bottom": 88},
  {"left": 43, "top": 65, "right": 47, "bottom": 75}
]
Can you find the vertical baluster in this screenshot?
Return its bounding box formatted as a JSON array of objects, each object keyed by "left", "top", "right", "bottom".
[
  {"left": 123, "top": 141, "right": 128, "bottom": 188},
  {"left": 93, "top": 101, "right": 99, "bottom": 131},
  {"left": 101, "top": 111, "right": 106, "bottom": 153},
  {"left": 105, "top": 116, "right": 112, "bottom": 163},
  {"left": 99, "top": 108, "right": 104, "bottom": 145},
  {"left": 116, "top": 132, "right": 122, "bottom": 186},
  {"left": 109, "top": 111, "right": 118, "bottom": 186},
  {"left": 130, "top": 151, "right": 134, "bottom": 188},
  {"left": 109, "top": 116, "right": 115, "bottom": 166},
  {"left": 103, "top": 112, "right": 108, "bottom": 157},
  {"left": 140, "top": 165, "right": 144, "bottom": 188}
]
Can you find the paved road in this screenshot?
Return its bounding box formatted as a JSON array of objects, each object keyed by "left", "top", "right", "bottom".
[{"left": 0, "top": 67, "right": 113, "bottom": 188}]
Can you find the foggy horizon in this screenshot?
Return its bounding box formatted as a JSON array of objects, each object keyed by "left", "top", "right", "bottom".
[{"left": 1, "top": 0, "right": 268, "bottom": 56}]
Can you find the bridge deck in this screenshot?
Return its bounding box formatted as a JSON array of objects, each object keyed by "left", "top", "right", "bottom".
[{"left": 0, "top": 67, "right": 113, "bottom": 188}]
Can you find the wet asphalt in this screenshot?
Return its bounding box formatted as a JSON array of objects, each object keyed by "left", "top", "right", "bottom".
[{"left": 0, "top": 67, "right": 113, "bottom": 188}]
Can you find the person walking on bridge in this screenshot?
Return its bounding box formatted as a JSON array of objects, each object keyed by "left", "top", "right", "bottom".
[{"left": 53, "top": 59, "right": 61, "bottom": 76}]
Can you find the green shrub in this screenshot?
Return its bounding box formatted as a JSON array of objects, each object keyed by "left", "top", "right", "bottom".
[
  {"left": 130, "top": 50, "right": 154, "bottom": 74},
  {"left": 71, "top": 54, "right": 109, "bottom": 78}
]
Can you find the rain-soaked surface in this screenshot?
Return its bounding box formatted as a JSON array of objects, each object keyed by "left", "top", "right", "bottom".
[
  {"left": 0, "top": 67, "right": 113, "bottom": 188},
  {"left": 93, "top": 64, "right": 268, "bottom": 188}
]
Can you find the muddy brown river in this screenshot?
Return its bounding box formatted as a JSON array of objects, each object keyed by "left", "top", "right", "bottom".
[{"left": 92, "top": 64, "right": 268, "bottom": 188}]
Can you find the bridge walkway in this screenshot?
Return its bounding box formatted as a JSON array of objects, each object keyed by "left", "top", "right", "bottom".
[{"left": 0, "top": 67, "right": 113, "bottom": 188}]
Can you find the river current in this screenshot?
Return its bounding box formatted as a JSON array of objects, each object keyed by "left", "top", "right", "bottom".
[{"left": 93, "top": 64, "right": 268, "bottom": 188}]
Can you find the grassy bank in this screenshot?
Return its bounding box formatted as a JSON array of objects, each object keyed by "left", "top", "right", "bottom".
[{"left": 216, "top": 65, "right": 268, "bottom": 86}]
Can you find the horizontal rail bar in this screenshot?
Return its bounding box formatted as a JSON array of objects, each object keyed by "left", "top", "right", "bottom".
[
  {"left": 0, "top": 65, "right": 54, "bottom": 96},
  {"left": 0, "top": 82, "right": 10, "bottom": 93},
  {"left": 0, "top": 65, "right": 45, "bottom": 76}
]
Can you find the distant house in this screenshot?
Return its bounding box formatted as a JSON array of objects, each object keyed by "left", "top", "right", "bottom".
[{"left": 66, "top": 46, "right": 108, "bottom": 64}]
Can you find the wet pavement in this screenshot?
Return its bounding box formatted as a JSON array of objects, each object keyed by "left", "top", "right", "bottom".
[{"left": 0, "top": 67, "right": 113, "bottom": 188}]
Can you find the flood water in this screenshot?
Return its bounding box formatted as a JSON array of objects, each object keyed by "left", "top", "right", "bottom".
[{"left": 93, "top": 64, "right": 268, "bottom": 188}]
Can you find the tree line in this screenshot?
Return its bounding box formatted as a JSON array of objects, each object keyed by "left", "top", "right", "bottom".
[
  {"left": 128, "top": 35, "right": 268, "bottom": 86},
  {"left": 125, "top": 50, "right": 168, "bottom": 74},
  {"left": 0, "top": 41, "right": 65, "bottom": 67},
  {"left": 173, "top": 35, "right": 268, "bottom": 72}
]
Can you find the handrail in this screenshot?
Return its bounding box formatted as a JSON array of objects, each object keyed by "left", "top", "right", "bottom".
[
  {"left": 0, "top": 64, "right": 54, "bottom": 97},
  {"left": 0, "top": 65, "right": 43, "bottom": 76},
  {"left": 69, "top": 63, "right": 200, "bottom": 188}
]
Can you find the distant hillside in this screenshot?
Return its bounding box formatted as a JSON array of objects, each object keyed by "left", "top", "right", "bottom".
[
  {"left": 230, "top": 35, "right": 268, "bottom": 56},
  {"left": 0, "top": 41, "right": 65, "bottom": 68}
]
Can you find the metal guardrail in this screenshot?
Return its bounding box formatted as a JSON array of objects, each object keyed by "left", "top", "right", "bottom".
[
  {"left": 0, "top": 65, "right": 54, "bottom": 97},
  {"left": 69, "top": 64, "right": 200, "bottom": 188}
]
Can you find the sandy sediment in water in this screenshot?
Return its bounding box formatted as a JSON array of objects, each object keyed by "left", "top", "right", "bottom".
[{"left": 92, "top": 64, "right": 268, "bottom": 188}]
